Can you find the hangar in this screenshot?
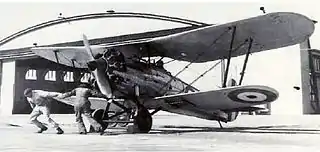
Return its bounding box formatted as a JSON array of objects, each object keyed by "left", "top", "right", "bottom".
[
  {"left": 0, "top": 11, "right": 318, "bottom": 116},
  {"left": 300, "top": 40, "right": 320, "bottom": 114},
  {"left": 0, "top": 25, "right": 198, "bottom": 115}
]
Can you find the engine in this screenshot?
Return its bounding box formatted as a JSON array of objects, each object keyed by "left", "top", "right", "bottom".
[
  {"left": 103, "top": 48, "right": 127, "bottom": 72},
  {"left": 87, "top": 48, "right": 127, "bottom": 91},
  {"left": 101, "top": 48, "right": 127, "bottom": 85}
]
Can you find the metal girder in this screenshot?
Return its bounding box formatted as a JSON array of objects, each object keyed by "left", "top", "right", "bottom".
[{"left": 0, "top": 12, "right": 210, "bottom": 47}]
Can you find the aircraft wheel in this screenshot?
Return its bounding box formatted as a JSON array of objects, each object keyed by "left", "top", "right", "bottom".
[
  {"left": 92, "top": 109, "right": 108, "bottom": 130},
  {"left": 128, "top": 107, "right": 152, "bottom": 133}
]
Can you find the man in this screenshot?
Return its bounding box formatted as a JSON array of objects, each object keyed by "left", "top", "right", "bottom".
[
  {"left": 24, "top": 88, "right": 64, "bottom": 134},
  {"left": 59, "top": 83, "right": 104, "bottom": 134}
]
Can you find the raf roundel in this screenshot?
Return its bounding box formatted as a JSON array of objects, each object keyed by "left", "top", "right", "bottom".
[{"left": 227, "top": 88, "right": 277, "bottom": 104}]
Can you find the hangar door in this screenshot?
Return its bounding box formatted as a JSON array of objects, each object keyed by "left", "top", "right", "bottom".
[{"left": 306, "top": 49, "right": 320, "bottom": 114}]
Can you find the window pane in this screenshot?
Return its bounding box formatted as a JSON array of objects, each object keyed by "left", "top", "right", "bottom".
[
  {"left": 25, "top": 69, "right": 37, "bottom": 80},
  {"left": 44, "top": 70, "right": 56, "bottom": 81}
]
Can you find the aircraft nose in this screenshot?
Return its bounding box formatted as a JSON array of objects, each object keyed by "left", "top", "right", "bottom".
[
  {"left": 87, "top": 60, "right": 97, "bottom": 71},
  {"left": 87, "top": 58, "right": 108, "bottom": 72}
]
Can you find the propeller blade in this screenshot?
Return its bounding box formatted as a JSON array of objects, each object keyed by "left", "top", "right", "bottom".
[
  {"left": 82, "top": 34, "right": 113, "bottom": 98},
  {"left": 92, "top": 59, "right": 113, "bottom": 98},
  {"left": 82, "top": 34, "right": 95, "bottom": 61}
]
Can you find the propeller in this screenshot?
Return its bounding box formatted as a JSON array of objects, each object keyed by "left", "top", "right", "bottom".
[
  {"left": 82, "top": 34, "right": 113, "bottom": 98},
  {"left": 82, "top": 34, "right": 95, "bottom": 61}
]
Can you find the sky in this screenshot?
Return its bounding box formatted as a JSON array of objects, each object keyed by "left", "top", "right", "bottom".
[{"left": 0, "top": 0, "right": 319, "bottom": 114}]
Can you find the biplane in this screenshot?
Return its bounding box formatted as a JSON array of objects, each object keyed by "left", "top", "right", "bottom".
[{"left": 30, "top": 12, "right": 314, "bottom": 133}]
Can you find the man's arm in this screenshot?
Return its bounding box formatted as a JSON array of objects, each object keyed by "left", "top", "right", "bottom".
[
  {"left": 58, "top": 89, "right": 76, "bottom": 99},
  {"left": 90, "top": 89, "right": 108, "bottom": 99},
  {"left": 26, "top": 97, "right": 35, "bottom": 109},
  {"left": 37, "top": 90, "right": 62, "bottom": 98}
]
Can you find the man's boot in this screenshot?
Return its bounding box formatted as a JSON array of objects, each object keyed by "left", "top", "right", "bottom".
[
  {"left": 37, "top": 126, "right": 48, "bottom": 133},
  {"left": 78, "top": 123, "right": 87, "bottom": 134},
  {"left": 79, "top": 128, "right": 87, "bottom": 134},
  {"left": 56, "top": 127, "right": 64, "bottom": 134}
]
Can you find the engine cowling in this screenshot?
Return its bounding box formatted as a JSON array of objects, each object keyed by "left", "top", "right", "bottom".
[{"left": 103, "top": 48, "right": 126, "bottom": 72}]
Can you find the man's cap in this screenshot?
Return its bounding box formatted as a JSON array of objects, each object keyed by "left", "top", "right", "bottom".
[{"left": 23, "top": 88, "right": 32, "bottom": 96}]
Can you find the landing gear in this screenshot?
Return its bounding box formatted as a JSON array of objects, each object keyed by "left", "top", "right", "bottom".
[
  {"left": 92, "top": 98, "right": 153, "bottom": 134},
  {"left": 91, "top": 109, "right": 108, "bottom": 131},
  {"left": 218, "top": 121, "right": 223, "bottom": 129},
  {"left": 127, "top": 106, "right": 153, "bottom": 133}
]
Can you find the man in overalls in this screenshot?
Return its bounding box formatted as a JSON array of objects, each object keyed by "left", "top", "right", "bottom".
[
  {"left": 59, "top": 83, "right": 104, "bottom": 134},
  {"left": 24, "top": 88, "right": 64, "bottom": 134}
]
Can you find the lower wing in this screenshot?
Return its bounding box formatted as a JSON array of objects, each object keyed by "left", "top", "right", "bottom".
[{"left": 154, "top": 85, "right": 278, "bottom": 121}]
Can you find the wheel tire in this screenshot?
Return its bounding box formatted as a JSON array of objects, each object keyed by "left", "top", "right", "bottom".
[
  {"left": 92, "top": 109, "right": 104, "bottom": 120},
  {"left": 92, "top": 109, "right": 108, "bottom": 130},
  {"left": 133, "top": 107, "right": 152, "bottom": 133}
]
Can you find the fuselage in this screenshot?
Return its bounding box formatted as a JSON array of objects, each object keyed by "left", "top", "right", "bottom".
[
  {"left": 113, "top": 63, "right": 191, "bottom": 98},
  {"left": 87, "top": 49, "right": 239, "bottom": 123},
  {"left": 92, "top": 48, "right": 197, "bottom": 100}
]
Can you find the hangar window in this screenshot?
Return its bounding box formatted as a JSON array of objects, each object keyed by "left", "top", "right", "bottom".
[
  {"left": 44, "top": 70, "right": 56, "bottom": 81},
  {"left": 64, "top": 71, "right": 74, "bottom": 82},
  {"left": 25, "top": 69, "right": 37, "bottom": 80},
  {"left": 81, "top": 73, "right": 92, "bottom": 83}
]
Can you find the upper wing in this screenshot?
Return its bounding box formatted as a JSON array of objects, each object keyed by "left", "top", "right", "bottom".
[
  {"left": 31, "top": 39, "right": 154, "bottom": 68},
  {"left": 154, "top": 85, "right": 278, "bottom": 110},
  {"left": 31, "top": 45, "right": 109, "bottom": 68},
  {"left": 151, "top": 12, "right": 315, "bottom": 62},
  {"left": 32, "top": 12, "right": 314, "bottom": 66}
]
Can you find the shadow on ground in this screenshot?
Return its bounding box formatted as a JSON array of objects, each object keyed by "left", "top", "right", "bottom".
[
  {"left": 5, "top": 122, "right": 320, "bottom": 136},
  {"left": 6, "top": 124, "right": 22, "bottom": 127},
  {"left": 95, "top": 124, "right": 320, "bottom": 136},
  {"left": 150, "top": 125, "right": 320, "bottom": 135}
]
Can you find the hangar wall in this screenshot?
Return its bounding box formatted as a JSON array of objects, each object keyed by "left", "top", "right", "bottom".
[
  {"left": 299, "top": 38, "right": 320, "bottom": 114},
  {"left": 13, "top": 58, "right": 81, "bottom": 114},
  {"left": 0, "top": 60, "right": 15, "bottom": 115},
  {"left": 0, "top": 57, "right": 90, "bottom": 115},
  {"left": 300, "top": 40, "right": 313, "bottom": 114}
]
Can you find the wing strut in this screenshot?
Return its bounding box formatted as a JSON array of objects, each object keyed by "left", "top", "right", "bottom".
[
  {"left": 158, "top": 27, "right": 232, "bottom": 93},
  {"left": 238, "top": 38, "right": 253, "bottom": 85},
  {"left": 179, "top": 60, "right": 221, "bottom": 93},
  {"left": 222, "top": 26, "right": 237, "bottom": 88},
  {"left": 71, "top": 59, "right": 76, "bottom": 68},
  {"left": 53, "top": 50, "right": 59, "bottom": 64}
]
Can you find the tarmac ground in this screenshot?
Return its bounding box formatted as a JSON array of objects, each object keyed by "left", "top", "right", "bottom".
[{"left": 1, "top": 112, "right": 320, "bottom": 152}]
